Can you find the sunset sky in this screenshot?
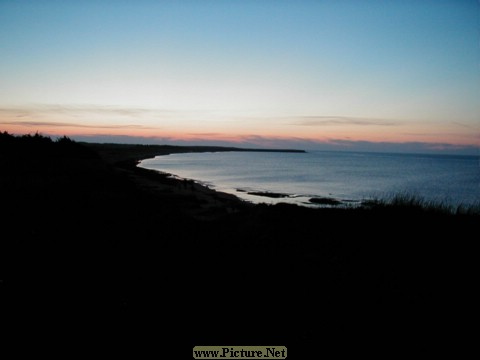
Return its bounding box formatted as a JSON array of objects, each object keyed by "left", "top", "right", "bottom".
[{"left": 1, "top": 0, "right": 479, "bottom": 154}]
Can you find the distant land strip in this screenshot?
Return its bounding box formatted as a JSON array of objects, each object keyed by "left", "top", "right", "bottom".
[{"left": 83, "top": 143, "right": 306, "bottom": 165}]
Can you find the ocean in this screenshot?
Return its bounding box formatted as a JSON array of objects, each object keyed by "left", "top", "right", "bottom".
[{"left": 138, "top": 150, "right": 480, "bottom": 208}]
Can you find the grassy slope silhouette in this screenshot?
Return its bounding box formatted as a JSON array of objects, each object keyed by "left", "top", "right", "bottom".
[{"left": 2, "top": 132, "right": 476, "bottom": 355}]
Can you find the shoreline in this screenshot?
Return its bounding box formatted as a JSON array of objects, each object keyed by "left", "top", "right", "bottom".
[
  {"left": 87, "top": 143, "right": 313, "bottom": 214},
  {"left": 87, "top": 143, "right": 287, "bottom": 218},
  {"left": 128, "top": 144, "right": 480, "bottom": 210},
  {"left": 128, "top": 145, "right": 355, "bottom": 208}
]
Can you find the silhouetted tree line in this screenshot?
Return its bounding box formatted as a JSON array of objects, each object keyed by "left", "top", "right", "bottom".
[{"left": 0, "top": 131, "right": 99, "bottom": 159}]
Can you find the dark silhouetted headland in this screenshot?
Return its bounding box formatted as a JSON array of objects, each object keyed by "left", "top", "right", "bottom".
[{"left": 2, "top": 132, "right": 477, "bottom": 356}]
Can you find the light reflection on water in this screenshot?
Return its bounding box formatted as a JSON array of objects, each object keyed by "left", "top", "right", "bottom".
[{"left": 139, "top": 151, "right": 480, "bottom": 207}]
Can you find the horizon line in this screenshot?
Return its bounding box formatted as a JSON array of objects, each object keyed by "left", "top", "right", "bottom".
[{"left": 4, "top": 130, "right": 477, "bottom": 157}]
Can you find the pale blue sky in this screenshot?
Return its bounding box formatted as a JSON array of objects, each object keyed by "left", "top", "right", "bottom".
[{"left": 0, "top": 0, "right": 478, "bottom": 153}]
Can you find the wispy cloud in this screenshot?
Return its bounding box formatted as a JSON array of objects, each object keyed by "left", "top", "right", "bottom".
[
  {"left": 0, "top": 120, "right": 155, "bottom": 130},
  {"left": 288, "top": 116, "right": 399, "bottom": 127},
  {"left": 0, "top": 104, "right": 178, "bottom": 119},
  {"left": 452, "top": 121, "right": 480, "bottom": 130},
  {"left": 187, "top": 132, "right": 224, "bottom": 137}
]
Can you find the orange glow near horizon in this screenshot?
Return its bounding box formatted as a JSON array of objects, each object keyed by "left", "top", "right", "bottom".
[
  {"left": 1, "top": 118, "right": 478, "bottom": 149},
  {"left": 0, "top": 104, "right": 478, "bottom": 150}
]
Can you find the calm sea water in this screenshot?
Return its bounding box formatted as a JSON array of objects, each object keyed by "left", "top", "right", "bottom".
[{"left": 139, "top": 151, "right": 480, "bottom": 207}]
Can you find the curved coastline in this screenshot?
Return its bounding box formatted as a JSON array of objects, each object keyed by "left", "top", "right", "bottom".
[
  {"left": 134, "top": 146, "right": 480, "bottom": 209},
  {"left": 125, "top": 144, "right": 313, "bottom": 207},
  {"left": 89, "top": 143, "right": 313, "bottom": 215},
  {"left": 134, "top": 147, "right": 354, "bottom": 208}
]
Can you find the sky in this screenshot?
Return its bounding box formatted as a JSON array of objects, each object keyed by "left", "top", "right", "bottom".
[{"left": 0, "top": 0, "right": 479, "bottom": 154}]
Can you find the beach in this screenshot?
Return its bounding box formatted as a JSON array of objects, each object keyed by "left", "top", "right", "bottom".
[{"left": 3, "top": 136, "right": 477, "bottom": 356}]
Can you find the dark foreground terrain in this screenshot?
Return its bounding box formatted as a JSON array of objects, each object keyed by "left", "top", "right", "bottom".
[{"left": 2, "top": 133, "right": 477, "bottom": 356}]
